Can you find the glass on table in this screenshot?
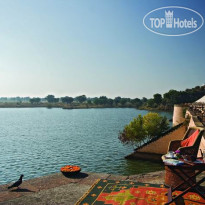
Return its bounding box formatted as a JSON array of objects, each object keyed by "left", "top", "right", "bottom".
[{"left": 166, "top": 151, "right": 175, "bottom": 158}]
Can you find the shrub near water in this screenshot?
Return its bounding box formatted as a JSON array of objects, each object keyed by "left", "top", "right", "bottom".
[{"left": 119, "top": 112, "right": 169, "bottom": 148}]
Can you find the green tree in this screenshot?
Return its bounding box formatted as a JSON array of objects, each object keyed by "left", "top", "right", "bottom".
[
  {"left": 54, "top": 98, "right": 59, "bottom": 103},
  {"left": 118, "top": 112, "right": 169, "bottom": 147},
  {"left": 61, "top": 96, "right": 74, "bottom": 104},
  {"left": 75, "top": 95, "right": 87, "bottom": 103},
  {"left": 119, "top": 115, "right": 146, "bottom": 146},
  {"left": 163, "top": 90, "right": 179, "bottom": 106},
  {"left": 141, "top": 97, "right": 148, "bottom": 103},
  {"left": 98, "top": 96, "right": 108, "bottom": 105},
  {"left": 153, "top": 93, "right": 162, "bottom": 105},
  {"left": 30, "top": 97, "right": 41, "bottom": 104},
  {"left": 147, "top": 99, "right": 155, "bottom": 108},
  {"left": 87, "top": 99, "right": 92, "bottom": 104},
  {"left": 131, "top": 98, "right": 142, "bottom": 108},
  {"left": 143, "top": 113, "right": 169, "bottom": 139},
  {"left": 93, "top": 97, "right": 100, "bottom": 105},
  {"left": 120, "top": 98, "right": 127, "bottom": 106},
  {"left": 107, "top": 98, "right": 114, "bottom": 106},
  {"left": 114, "top": 97, "right": 121, "bottom": 105},
  {"left": 45, "top": 95, "right": 56, "bottom": 103}
]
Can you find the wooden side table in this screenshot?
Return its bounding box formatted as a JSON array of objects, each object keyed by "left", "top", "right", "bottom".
[{"left": 164, "top": 162, "right": 205, "bottom": 204}]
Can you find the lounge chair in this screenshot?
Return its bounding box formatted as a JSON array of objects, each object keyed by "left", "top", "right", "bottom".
[{"left": 167, "top": 127, "right": 204, "bottom": 157}]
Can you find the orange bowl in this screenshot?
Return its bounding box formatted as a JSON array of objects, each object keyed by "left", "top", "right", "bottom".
[{"left": 60, "top": 165, "right": 81, "bottom": 176}]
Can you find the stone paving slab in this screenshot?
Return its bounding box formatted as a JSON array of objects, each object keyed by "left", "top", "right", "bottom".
[
  {"left": 107, "top": 174, "right": 128, "bottom": 181},
  {"left": 0, "top": 183, "right": 91, "bottom": 205},
  {"left": 25, "top": 172, "right": 86, "bottom": 191},
  {"left": 1, "top": 171, "right": 204, "bottom": 205},
  {"left": 78, "top": 173, "right": 109, "bottom": 186},
  {"left": 128, "top": 171, "right": 165, "bottom": 184},
  {"left": 0, "top": 182, "right": 38, "bottom": 203}
]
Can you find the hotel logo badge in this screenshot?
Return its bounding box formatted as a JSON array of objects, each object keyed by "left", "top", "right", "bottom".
[
  {"left": 143, "top": 6, "right": 204, "bottom": 36},
  {"left": 165, "top": 11, "right": 173, "bottom": 28}
]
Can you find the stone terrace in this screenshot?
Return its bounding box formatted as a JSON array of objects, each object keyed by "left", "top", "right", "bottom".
[
  {"left": 0, "top": 171, "right": 166, "bottom": 205},
  {"left": 1, "top": 171, "right": 205, "bottom": 205}
]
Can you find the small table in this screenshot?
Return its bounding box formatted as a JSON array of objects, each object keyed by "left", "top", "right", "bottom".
[{"left": 164, "top": 160, "right": 205, "bottom": 204}]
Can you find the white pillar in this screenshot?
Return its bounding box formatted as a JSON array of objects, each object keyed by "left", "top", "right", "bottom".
[{"left": 173, "top": 105, "right": 185, "bottom": 126}]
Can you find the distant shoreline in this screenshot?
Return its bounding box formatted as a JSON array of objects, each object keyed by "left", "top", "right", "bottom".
[
  {"left": 0, "top": 102, "right": 136, "bottom": 109},
  {"left": 0, "top": 102, "right": 173, "bottom": 111}
]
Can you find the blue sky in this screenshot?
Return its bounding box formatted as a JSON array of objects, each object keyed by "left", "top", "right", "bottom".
[{"left": 0, "top": 0, "right": 204, "bottom": 98}]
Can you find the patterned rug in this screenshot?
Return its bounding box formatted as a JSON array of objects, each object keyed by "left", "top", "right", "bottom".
[{"left": 75, "top": 179, "right": 205, "bottom": 205}]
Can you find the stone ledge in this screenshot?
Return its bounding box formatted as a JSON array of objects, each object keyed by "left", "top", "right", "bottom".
[{"left": 125, "top": 151, "right": 163, "bottom": 162}]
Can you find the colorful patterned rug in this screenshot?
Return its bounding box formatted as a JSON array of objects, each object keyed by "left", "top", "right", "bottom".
[{"left": 75, "top": 179, "right": 205, "bottom": 205}]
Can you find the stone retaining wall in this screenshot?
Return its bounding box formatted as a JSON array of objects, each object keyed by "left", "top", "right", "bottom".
[{"left": 137, "top": 124, "right": 186, "bottom": 154}]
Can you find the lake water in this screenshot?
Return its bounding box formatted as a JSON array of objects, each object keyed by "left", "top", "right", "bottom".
[{"left": 0, "top": 108, "right": 172, "bottom": 185}]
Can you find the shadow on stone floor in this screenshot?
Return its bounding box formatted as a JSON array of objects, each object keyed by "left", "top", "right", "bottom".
[
  {"left": 10, "top": 188, "right": 35, "bottom": 193},
  {"left": 61, "top": 172, "right": 89, "bottom": 179}
]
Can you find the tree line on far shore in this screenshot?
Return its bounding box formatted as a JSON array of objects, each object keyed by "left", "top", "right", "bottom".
[{"left": 0, "top": 85, "right": 205, "bottom": 110}]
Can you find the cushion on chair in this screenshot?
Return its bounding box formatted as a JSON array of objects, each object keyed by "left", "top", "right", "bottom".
[{"left": 180, "top": 129, "right": 200, "bottom": 147}]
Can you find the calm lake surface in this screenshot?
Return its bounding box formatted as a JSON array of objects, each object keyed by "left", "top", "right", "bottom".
[{"left": 0, "top": 108, "right": 172, "bottom": 185}]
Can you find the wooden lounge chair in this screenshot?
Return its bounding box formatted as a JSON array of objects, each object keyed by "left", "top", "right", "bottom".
[{"left": 167, "top": 127, "right": 204, "bottom": 157}]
